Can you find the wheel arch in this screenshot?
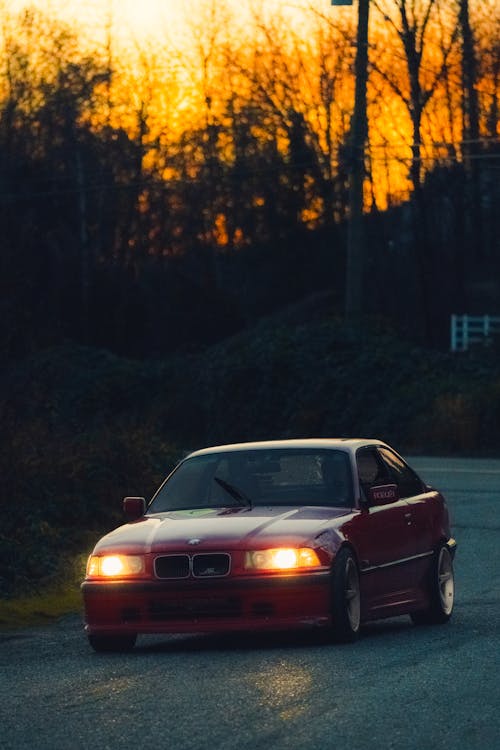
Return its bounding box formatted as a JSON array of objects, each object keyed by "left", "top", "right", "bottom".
[{"left": 331, "top": 541, "right": 359, "bottom": 571}]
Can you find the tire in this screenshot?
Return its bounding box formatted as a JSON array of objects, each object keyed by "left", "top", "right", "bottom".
[
  {"left": 331, "top": 547, "right": 361, "bottom": 643},
  {"left": 411, "top": 543, "right": 454, "bottom": 625},
  {"left": 88, "top": 633, "right": 137, "bottom": 653}
]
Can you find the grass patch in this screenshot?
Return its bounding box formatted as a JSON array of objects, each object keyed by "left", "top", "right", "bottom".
[
  {"left": 0, "top": 553, "right": 87, "bottom": 630},
  {"left": 0, "top": 585, "right": 82, "bottom": 630}
]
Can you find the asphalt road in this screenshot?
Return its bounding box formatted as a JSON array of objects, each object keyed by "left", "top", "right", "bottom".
[{"left": 1, "top": 457, "right": 499, "bottom": 750}]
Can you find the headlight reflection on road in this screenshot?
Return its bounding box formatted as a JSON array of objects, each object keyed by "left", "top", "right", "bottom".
[{"left": 249, "top": 663, "right": 313, "bottom": 721}]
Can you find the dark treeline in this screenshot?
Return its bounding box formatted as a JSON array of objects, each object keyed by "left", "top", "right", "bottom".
[{"left": 1, "top": 4, "right": 499, "bottom": 362}]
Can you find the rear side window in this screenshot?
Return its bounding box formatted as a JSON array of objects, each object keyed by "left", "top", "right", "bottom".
[{"left": 378, "top": 447, "right": 424, "bottom": 498}]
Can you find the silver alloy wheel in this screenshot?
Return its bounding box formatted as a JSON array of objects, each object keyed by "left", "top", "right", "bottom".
[
  {"left": 345, "top": 557, "right": 361, "bottom": 631},
  {"left": 438, "top": 546, "right": 454, "bottom": 615}
]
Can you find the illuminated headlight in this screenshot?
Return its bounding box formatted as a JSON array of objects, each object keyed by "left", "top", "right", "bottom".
[
  {"left": 244, "top": 548, "right": 321, "bottom": 571},
  {"left": 86, "top": 554, "right": 145, "bottom": 578}
]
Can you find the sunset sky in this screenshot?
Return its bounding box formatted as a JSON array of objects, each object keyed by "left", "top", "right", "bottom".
[
  {"left": 5, "top": 0, "right": 497, "bottom": 210},
  {"left": 11, "top": 0, "right": 187, "bottom": 42},
  {"left": 9, "top": 1, "right": 334, "bottom": 42}
]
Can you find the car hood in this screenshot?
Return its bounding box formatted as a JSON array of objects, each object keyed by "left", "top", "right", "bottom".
[{"left": 93, "top": 505, "right": 352, "bottom": 553}]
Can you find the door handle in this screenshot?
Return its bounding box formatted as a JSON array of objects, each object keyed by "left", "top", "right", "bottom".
[{"left": 404, "top": 512, "right": 412, "bottom": 525}]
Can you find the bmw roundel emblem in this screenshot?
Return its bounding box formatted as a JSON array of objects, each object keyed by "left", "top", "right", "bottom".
[{"left": 188, "top": 538, "right": 201, "bottom": 545}]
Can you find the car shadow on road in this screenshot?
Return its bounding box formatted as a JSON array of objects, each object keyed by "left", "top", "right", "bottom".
[{"left": 134, "top": 617, "right": 415, "bottom": 654}]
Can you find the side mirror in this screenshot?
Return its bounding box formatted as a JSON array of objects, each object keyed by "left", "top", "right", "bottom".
[
  {"left": 367, "top": 483, "right": 399, "bottom": 507},
  {"left": 123, "top": 496, "right": 146, "bottom": 521}
]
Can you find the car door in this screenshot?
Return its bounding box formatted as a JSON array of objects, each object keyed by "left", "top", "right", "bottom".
[
  {"left": 377, "top": 446, "right": 435, "bottom": 592},
  {"left": 351, "top": 447, "right": 416, "bottom": 618}
]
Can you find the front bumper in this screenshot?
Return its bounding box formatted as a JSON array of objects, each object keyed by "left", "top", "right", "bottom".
[{"left": 82, "top": 570, "right": 331, "bottom": 635}]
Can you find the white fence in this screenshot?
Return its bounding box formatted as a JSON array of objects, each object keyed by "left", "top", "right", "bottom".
[{"left": 450, "top": 314, "right": 500, "bottom": 351}]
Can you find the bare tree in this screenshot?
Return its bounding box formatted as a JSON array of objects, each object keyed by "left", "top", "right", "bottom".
[
  {"left": 368, "top": 0, "right": 461, "bottom": 340},
  {"left": 370, "top": 1, "right": 459, "bottom": 191}
]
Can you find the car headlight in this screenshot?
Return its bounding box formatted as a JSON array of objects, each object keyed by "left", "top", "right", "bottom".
[
  {"left": 86, "top": 554, "right": 145, "bottom": 578},
  {"left": 244, "top": 548, "right": 321, "bottom": 571}
]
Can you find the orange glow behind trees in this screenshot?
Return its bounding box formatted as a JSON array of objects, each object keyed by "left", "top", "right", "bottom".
[
  {"left": 1, "top": 0, "right": 498, "bottom": 229},
  {"left": 0, "top": 0, "right": 499, "bottom": 364}
]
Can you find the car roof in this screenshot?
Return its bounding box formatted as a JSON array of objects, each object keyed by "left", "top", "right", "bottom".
[{"left": 186, "top": 438, "right": 389, "bottom": 459}]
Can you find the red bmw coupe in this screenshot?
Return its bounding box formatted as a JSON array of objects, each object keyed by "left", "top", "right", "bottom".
[{"left": 82, "top": 439, "right": 456, "bottom": 651}]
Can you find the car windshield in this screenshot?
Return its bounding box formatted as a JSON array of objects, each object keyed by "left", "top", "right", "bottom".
[{"left": 148, "top": 448, "right": 353, "bottom": 512}]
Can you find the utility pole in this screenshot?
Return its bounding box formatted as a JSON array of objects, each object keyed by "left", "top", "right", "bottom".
[
  {"left": 332, "top": 0, "right": 370, "bottom": 320},
  {"left": 76, "top": 148, "right": 90, "bottom": 345}
]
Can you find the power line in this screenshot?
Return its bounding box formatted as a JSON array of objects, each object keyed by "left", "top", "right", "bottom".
[
  {"left": 0, "top": 141, "right": 498, "bottom": 202},
  {"left": 368, "top": 137, "right": 500, "bottom": 150}
]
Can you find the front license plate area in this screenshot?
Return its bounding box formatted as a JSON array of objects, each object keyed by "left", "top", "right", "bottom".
[{"left": 149, "top": 596, "right": 242, "bottom": 620}]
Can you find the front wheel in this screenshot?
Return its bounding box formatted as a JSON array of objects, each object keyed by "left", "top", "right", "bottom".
[
  {"left": 331, "top": 548, "right": 361, "bottom": 643},
  {"left": 411, "top": 543, "right": 454, "bottom": 625},
  {"left": 88, "top": 633, "right": 137, "bottom": 652}
]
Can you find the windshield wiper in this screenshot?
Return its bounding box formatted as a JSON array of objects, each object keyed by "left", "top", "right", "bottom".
[{"left": 213, "top": 476, "right": 252, "bottom": 509}]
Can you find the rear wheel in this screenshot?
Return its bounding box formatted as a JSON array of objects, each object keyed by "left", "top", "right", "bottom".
[
  {"left": 331, "top": 548, "right": 361, "bottom": 642},
  {"left": 411, "top": 544, "right": 454, "bottom": 625},
  {"left": 88, "top": 633, "right": 137, "bottom": 652}
]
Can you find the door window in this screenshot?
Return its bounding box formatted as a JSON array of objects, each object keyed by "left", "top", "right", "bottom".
[{"left": 356, "top": 448, "right": 391, "bottom": 499}]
